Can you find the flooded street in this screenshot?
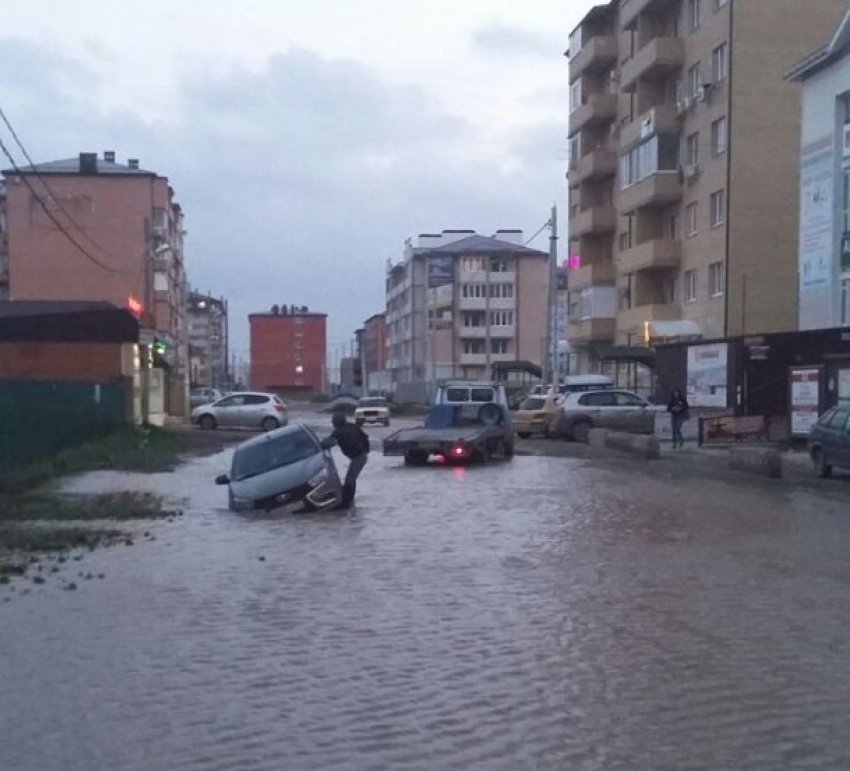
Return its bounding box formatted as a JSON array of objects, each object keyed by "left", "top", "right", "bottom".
[{"left": 3, "top": 419, "right": 850, "bottom": 770}]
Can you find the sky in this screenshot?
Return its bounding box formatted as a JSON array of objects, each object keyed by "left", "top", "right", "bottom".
[{"left": 1, "top": 0, "right": 596, "bottom": 362}]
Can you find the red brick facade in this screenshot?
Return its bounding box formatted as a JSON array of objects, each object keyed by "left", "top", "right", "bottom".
[
  {"left": 249, "top": 311, "right": 326, "bottom": 393},
  {"left": 362, "top": 313, "right": 387, "bottom": 374}
]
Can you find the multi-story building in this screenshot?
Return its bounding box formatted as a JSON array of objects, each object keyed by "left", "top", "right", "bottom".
[
  {"left": 787, "top": 7, "right": 850, "bottom": 330},
  {"left": 566, "top": 0, "right": 846, "bottom": 374},
  {"left": 0, "top": 182, "right": 8, "bottom": 301},
  {"left": 386, "top": 229, "right": 548, "bottom": 400},
  {"left": 249, "top": 304, "right": 327, "bottom": 394},
  {"left": 187, "top": 291, "right": 229, "bottom": 389},
  {"left": 362, "top": 312, "right": 389, "bottom": 392},
  {"left": 1, "top": 151, "right": 189, "bottom": 414}
]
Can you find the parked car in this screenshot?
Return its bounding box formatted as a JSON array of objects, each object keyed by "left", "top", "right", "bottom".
[
  {"left": 216, "top": 423, "right": 342, "bottom": 511},
  {"left": 355, "top": 396, "right": 390, "bottom": 426},
  {"left": 513, "top": 393, "right": 558, "bottom": 439},
  {"left": 808, "top": 406, "right": 850, "bottom": 477},
  {"left": 532, "top": 375, "right": 615, "bottom": 398},
  {"left": 554, "top": 389, "right": 661, "bottom": 442},
  {"left": 190, "top": 387, "right": 224, "bottom": 410},
  {"left": 192, "top": 391, "right": 287, "bottom": 431}
]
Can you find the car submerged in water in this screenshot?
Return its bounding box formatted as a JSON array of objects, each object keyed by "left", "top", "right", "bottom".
[{"left": 216, "top": 423, "right": 342, "bottom": 511}]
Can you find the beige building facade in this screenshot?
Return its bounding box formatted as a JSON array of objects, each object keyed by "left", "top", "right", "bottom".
[{"left": 567, "top": 0, "right": 847, "bottom": 373}]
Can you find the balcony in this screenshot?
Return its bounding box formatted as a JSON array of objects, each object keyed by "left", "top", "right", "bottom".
[
  {"left": 566, "top": 317, "right": 616, "bottom": 344},
  {"left": 459, "top": 352, "right": 515, "bottom": 366},
  {"left": 567, "top": 262, "right": 616, "bottom": 290},
  {"left": 459, "top": 325, "right": 515, "bottom": 339},
  {"left": 569, "top": 93, "right": 618, "bottom": 135},
  {"left": 621, "top": 38, "right": 684, "bottom": 91},
  {"left": 619, "top": 105, "right": 679, "bottom": 149},
  {"left": 619, "top": 172, "right": 681, "bottom": 213},
  {"left": 569, "top": 35, "right": 618, "bottom": 81},
  {"left": 458, "top": 296, "right": 515, "bottom": 311},
  {"left": 620, "top": 0, "right": 681, "bottom": 30},
  {"left": 617, "top": 303, "right": 681, "bottom": 335},
  {"left": 570, "top": 205, "right": 617, "bottom": 237},
  {"left": 569, "top": 148, "right": 617, "bottom": 184},
  {"left": 616, "top": 239, "right": 681, "bottom": 274}
]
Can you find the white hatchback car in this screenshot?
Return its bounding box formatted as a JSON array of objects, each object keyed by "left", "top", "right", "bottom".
[
  {"left": 192, "top": 391, "right": 288, "bottom": 431},
  {"left": 554, "top": 389, "right": 661, "bottom": 442},
  {"left": 354, "top": 397, "right": 391, "bottom": 426}
]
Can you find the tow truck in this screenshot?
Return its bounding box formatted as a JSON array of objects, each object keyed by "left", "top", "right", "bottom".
[{"left": 383, "top": 380, "right": 515, "bottom": 465}]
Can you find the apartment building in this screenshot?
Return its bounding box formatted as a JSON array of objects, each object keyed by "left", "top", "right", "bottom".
[
  {"left": 386, "top": 229, "right": 548, "bottom": 399},
  {"left": 0, "top": 182, "right": 7, "bottom": 300},
  {"left": 787, "top": 7, "right": 850, "bottom": 330},
  {"left": 361, "top": 312, "right": 390, "bottom": 392},
  {"left": 2, "top": 151, "right": 190, "bottom": 414},
  {"left": 566, "top": 0, "right": 847, "bottom": 372},
  {"left": 187, "top": 291, "right": 229, "bottom": 389},
  {"left": 249, "top": 304, "right": 326, "bottom": 394}
]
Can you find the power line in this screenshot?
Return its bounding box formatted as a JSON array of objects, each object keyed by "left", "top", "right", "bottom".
[
  {"left": 0, "top": 134, "right": 123, "bottom": 273},
  {"left": 524, "top": 219, "right": 552, "bottom": 246},
  {"left": 0, "top": 103, "right": 120, "bottom": 264}
]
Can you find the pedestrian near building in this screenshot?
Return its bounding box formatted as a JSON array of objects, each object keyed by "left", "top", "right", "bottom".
[
  {"left": 321, "top": 411, "right": 370, "bottom": 509},
  {"left": 667, "top": 389, "right": 690, "bottom": 449}
]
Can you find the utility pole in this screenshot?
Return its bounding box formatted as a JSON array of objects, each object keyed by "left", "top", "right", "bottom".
[{"left": 543, "top": 204, "right": 558, "bottom": 387}]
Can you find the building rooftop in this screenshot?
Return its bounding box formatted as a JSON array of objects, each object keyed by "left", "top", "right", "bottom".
[
  {"left": 3, "top": 155, "right": 156, "bottom": 178},
  {"left": 786, "top": 7, "right": 850, "bottom": 80},
  {"left": 428, "top": 233, "right": 547, "bottom": 256}
]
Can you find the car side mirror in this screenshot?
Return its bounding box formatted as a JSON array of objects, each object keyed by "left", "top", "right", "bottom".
[{"left": 215, "top": 474, "right": 230, "bottom": 485}]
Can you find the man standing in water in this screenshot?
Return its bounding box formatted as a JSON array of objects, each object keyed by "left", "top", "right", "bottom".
[{"left": 321, "top": 411, "right": 370, "bottom": 509}]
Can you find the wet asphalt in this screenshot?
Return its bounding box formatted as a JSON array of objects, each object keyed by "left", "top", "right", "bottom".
[{"left": 2, "top": 412, "right": 850, "bottom": 770}]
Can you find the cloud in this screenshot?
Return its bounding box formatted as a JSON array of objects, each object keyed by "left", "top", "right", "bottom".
[
  {"left": 471, "top": 23, "right": 565, "bottom": 58},
  {"left": 0, "top": 39, "right": 565, "bottom": 358}
]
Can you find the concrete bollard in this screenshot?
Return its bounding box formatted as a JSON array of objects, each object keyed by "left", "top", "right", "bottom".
[
  {"left": 588, "top": 428, "right": 609, "bottom": 448},
  {"left": 603, "top": 431, "right": 660, "bottom": 460},
  {"left": 728, "top": 447, "right": 783, "bottom": 479}
]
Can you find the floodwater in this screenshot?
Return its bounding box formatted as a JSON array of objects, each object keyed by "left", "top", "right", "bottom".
[{"left": 2, "top": 427, "right": 850, "bottom": 771}]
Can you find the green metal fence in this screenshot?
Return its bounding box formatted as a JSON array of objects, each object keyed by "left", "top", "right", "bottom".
[{"left": 0, "top": 379, "right": 128, "bottom": 466}]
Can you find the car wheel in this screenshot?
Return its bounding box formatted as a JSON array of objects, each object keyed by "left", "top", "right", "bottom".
[
  {"left": 383, "top": 418, "right": 390, "bottom": 426},
  {"left": 812, "top": 448, "right": 832, "bottom": 478},
  {"left": 199, "top": 414, "right": 217, "bottom": 431},
  {"left": 261, "top": 417, "right": 280, "bottom": 432},
  {"left": 356, "top": 419, "right": 364, "bottom": 426},
  {"left": 571, "top": 420, "right": 592, "bottom": 443},
  {"left": 543, "top": 424, "right": 554, "bottom": 439},
  {"left": 517, "top": 431, "right": 531, "bottom": 439},
  {"left": 404, "top": 450, "right": 429, "bottom": 466},
  {"left": 504, "top": 439, "right": 515, "bottom": 458}
]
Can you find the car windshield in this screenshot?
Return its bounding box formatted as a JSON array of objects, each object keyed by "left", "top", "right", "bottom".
[
  {"left": 231, "top": 429, "right": 319, "bottom": 481},
  {"left": 520, "top": 397, "right": 546, "bottom": 410},
  {"left": 359, "top": 398, "right": 387, "bottom": 407}
]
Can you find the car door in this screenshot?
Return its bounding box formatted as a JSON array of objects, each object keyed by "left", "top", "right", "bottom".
[
  {"left": 239, "top": 394, "right": 271, "bottom": 428},
  {"left": 214, "top": 395, "right": 245, "bottom": 427},
  {"left": 614, "top": 391, "right": 653, "bottom": 433},
  {"left": 585, "top": 390, "right": 619, "bottom": 429},
  {"left": 835, "top": 409, "right": 850, "bottom": 468}
]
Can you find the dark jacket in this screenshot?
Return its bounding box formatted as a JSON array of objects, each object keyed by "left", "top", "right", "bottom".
[
  {"left": 667, "top": 394, "right": 690, "bottom": 417},
  {"left": 321, "top": 423, "right": 370, "bottom": 459}
]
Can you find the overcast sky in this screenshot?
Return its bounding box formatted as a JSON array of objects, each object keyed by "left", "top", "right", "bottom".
[{"left": 1, "top": 0, "right": 595, "bottom": 360}]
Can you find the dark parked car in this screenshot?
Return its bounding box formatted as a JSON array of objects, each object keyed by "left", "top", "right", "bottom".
[
  {"left": 216, "top": 424, "right": 342, "bottom": 511},
  {"left": 809, "top": 406, "right": 850, "bottom": 477}
]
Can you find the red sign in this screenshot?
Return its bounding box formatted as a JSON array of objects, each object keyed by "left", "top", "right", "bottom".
[{"left": 126, "top": 296, "right": 144, "bottom": 317}]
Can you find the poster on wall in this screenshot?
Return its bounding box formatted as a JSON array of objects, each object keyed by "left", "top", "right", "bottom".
[
  {"left": 427, "top": 256, "right": 454, "bottom": 287},
  {"left": 838, "top": 367, "right": 850, "bottom": 403},
  {"left": 798, "top": 146, "right": 834, "bottom": 328},
  {"left": 687, "top": 343, "right": 728, "bottom": 408},
  {"left": 790, "top": 366, "right": 822, "bottom": 437}
]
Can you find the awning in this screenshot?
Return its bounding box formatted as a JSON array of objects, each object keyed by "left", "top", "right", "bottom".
[
  {"left": 647, "top": 320, "right": 702, "bottom": 339},
  {"left": 591, "top": 346, "right": 657, "bottom": 367}
]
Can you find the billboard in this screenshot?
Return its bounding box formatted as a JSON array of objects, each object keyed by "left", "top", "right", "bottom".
[
  {"left": 687, "top": 343, "right": 728, "bottom": 408},
  {"left": 798, "top": 145, "right": 834, "bottom": 329},
  {"left": 427, "top": 255, "right": 454, "bottom": 287},
  {"left": 790, "top": 366, "right": 822, "bottom": 437}
]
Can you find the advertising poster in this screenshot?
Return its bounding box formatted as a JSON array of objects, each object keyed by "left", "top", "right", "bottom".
[
  {"left": 427, "top": 255, "right": 454, "bottom": 287},
  {"left": 798, "top": 146, "right": 834, "bottom": 328},
  {"left": 790, "top": 367, "right": 822, "bottom": 436},
  {"left": 687, "top": 343, "right": 728, "bottom": 408}
]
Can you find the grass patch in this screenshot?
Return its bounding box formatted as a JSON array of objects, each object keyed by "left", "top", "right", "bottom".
[
  {"left": 0, "top": 491, "right": 174, "bottom": 522},
  {"left": 0, "top": 427, "right": 181, "bottom": 495},
  {"left": 0, "top": 524, "right": 127, "bottom": 554}
]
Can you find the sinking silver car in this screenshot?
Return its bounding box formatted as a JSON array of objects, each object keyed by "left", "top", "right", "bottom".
[{"left": 216, "top": 424, "right": 342, "bottom": 511}]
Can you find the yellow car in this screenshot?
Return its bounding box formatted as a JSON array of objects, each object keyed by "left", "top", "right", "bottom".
[{"left": 513, "top": 393, "right": 558, "bottom": 439}]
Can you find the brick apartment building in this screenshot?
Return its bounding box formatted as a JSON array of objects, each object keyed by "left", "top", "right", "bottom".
[
  {"left": 386, "top": 229, "right": 548, "bottom": 400},
  {"left": 1, "top": 151, "right": 190, "bottom": 415},
  {"left": 249, "top": 304, "right": 327, "bottom": 394},
  {"left": 566, "top": 0, "right": 847, "bottom": 376},
  {"left": 188, "top": 291, "right": 229, "bottom": 389},
  {"left": 361, "top": 312, "right": 388, "bottom": 391}
]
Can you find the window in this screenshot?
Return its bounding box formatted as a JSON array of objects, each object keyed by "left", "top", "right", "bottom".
[
  {"left": 490, "top": 339, "right": 508, "bottom": 354},
  {"left": 688, "top": 0, "right": 702, "bottom": 32},
  {"left": 619, "top": 232, "right": 632, "bottom": 251},
  {"left": 714, "top": 0, "right": 728, "bottom": 8},
  {"left": 490, "top": 258, "right": 510, "bottom": 272},
  {"left": 463, "top": 311, "right": 485, "bottom": 327},
  {"left": 569, "top": 26, "right": 583, "bottom": 56},
  {"left": 685, "top": 269, "right": 698, "bottom": 302},
  {"left": 470, "top": 388, "right": 495, "bottom": 402},
  {"left": 620, "top": 135, "right": 680, "bottom": 189},
  {"left": 568, "top": 136, "right": 580, "bottom": 171},
  {"left": 662, "top": 275, "right": 677, "bottom": 303},
  {"left": 686, "top": 132, "right": 700, "bottom": 166},
  {"left": 491, "top": 310, "right": 514, "bottom": 326},
  {"left": 686, "top": 202, "right": 698, "bottom": 236},
  {"left": 243, "top": 394, "right": 271, "bottom": 405},
  {"left": 711, "top": 43, "right": 727, "bottom": 83},
  {"left": 570, "top": 81, "right": 582, "bottom": 113},
  {"left": 842, "top": 277, "right": 850, "bottom": 326},
  {"left": 667, "top": 212, "right": 680, "bottom": 240},
  {"left": 461, "top": 256, "right": 484, "bottom": 272},
  {"left": 688, "top": 63, "right": 702, "bottom": 98},
  {"left": 461, "top": 340, "right": 485, "bottom": 355},
  {"left": 710, "top": 189, "right": 725, "bottom": 227},
  {"left": 446, "top": 387, "right": 470, "bottom": 402},
  {"left": 579, "top": 391, "right": 617, "bottom": 407},
  {"left": 711, "top": 116, "right": 727, "bottom": 155},
  {"left": 709, "top": 261, "right": 725, "bottom": 297}
]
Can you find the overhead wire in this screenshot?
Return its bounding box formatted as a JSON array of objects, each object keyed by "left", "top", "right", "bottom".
[
  {"left": 0, "top": 133, "right": 123, "bottom": 274},
  {"left": 524, "top": 220, "right": 551, "bottom": 246}
]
